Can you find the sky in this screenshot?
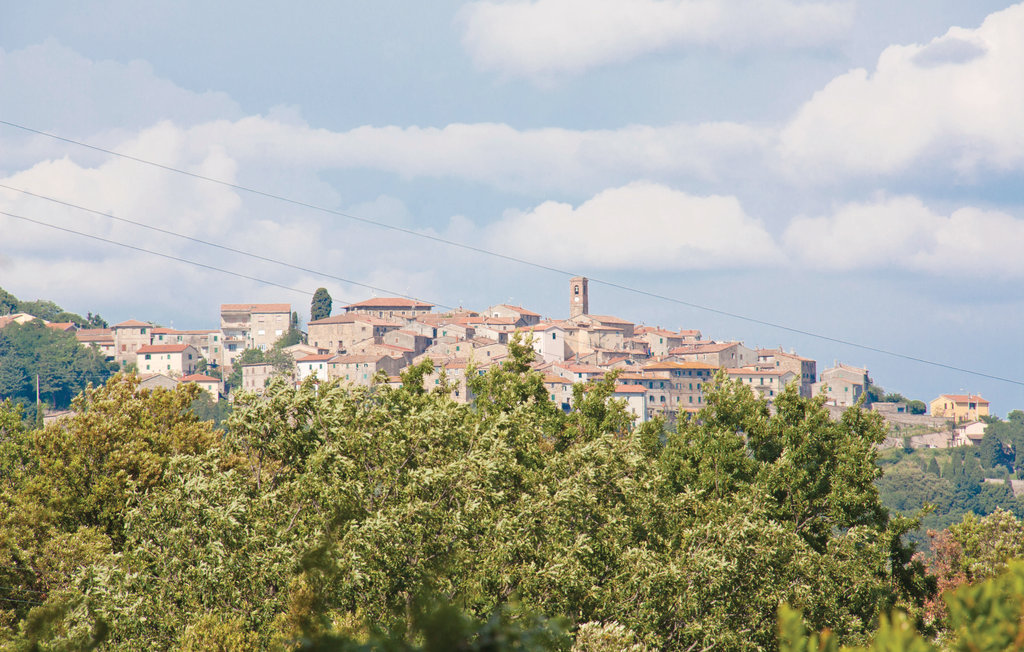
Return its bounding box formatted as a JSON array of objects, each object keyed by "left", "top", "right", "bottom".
[{"left": 1, "top": 1, "right": 1023, "bottom": 413}]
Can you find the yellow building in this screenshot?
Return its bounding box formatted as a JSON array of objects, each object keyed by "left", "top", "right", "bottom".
[{"left": 930, "top": 394, "right": 990, "bottom": 423}]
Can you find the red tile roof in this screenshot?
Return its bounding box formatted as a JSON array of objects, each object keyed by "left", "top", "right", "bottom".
[
  {"left": 179, "top": 374, "right": 220, "bottom": 383},
  {"left": 589, "top": 314, "right": 633, "bottom": 325},
  {"left": 75, "top": 328, "right": 113, "bottom": 342},
  {"left": 137, "top": 344, "right": 191, "bottom": 354},
  {"left": 114, "top": 319, "right": 152, "bottom": 328},
  {"left": 614, "top": 385, "right": 647, "bottom": 394},
  {"left": 643, "top": 328, "right": 677, "bottom": 337},
  {"left": 495, "top": 304, "right": 540, "bottom": 317},
  {"left": 543, "top": 374, "right": 572, "bottom": 384},
  {"left": 939, "top": 394, "right": 990, "bottom": 404},
  {"left": 297, "top": 354, "right": 334, "bottom": 362}
]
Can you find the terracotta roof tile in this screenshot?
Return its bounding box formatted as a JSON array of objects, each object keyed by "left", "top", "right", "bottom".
[
  {"left": 137, "top": 344, "right": 191, "bottom": 354},
  {"left": 939, "top": 394, "right": 990, "bottom": 404},
  {"left": 179, "top": 374, "right": 220, "bottom": 383}
]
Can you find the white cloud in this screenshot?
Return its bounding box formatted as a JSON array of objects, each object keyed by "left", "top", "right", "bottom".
[
  {"left": 182, "top": 117, "right": 769, "bottom": 195},
  {"left": 780, "top": 3, "right": 1024, "bottom": 178},
  {"left": 0, "top": 40, "right": 243, "bottom": 175},
  {"left": 783, "top": 196, "right": 1024, "bottom": 277},
  {"left": 482, "top": 181, "right": 782, "bottom": 270},
  {"left": 0, "top": 40, "right": 241, "bottom": 133},
  {"left": 0, "top": 134, "right": 456, "bottom": 324},
  {"left": 458, "top": 0, "right": 853, "bottom": 80}
]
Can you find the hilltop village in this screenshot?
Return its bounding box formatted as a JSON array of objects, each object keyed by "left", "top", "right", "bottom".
[{"left": 1, "top": 277, "right": 991, "bottom": 441}]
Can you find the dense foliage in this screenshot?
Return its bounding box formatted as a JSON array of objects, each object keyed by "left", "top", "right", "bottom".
[
  {"left": 781, "top": 510, "right": 1024, "bottom": 650},
  {"left": 0, "top": 338, "right": 931, "bottom": 649},
  {"left": 0, "top": 320, "right": 116, "bottom": 413},
  {"left": 877, "top": 437, "right": 1024, "bottom": 549}
]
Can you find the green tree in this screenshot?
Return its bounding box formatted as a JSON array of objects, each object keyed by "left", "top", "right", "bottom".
[
  {"left": 16, "top": 299, "right": 64, "bottom": 321},
  {"left": 0, "top": 366, "right": 932, "bottom": 650},
  {"left": 0, "top": 320, "right": 114, "bottom": 410},
  {"left": 979, "top": 431, "right": 1012, "bottom": 472},
  {"left": 311, "top": 287, "right": 332, "bottom": 322},
  {"left": 0, "top": 287, "right": 18, "bottom": 315},
  {"left": 781, "top": 562, "right": 1024, "bottom": 651}
]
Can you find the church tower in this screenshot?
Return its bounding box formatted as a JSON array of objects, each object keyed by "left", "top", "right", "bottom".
[{"left": 569, "top": 276, "right": 589, "bottom": 318}]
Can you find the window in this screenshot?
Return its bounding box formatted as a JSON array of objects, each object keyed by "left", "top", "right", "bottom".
[
  {"left": 140, "top": 328, "right": 146, "bottom": 334},
  {"left": 145, "top": 354, "right": 151, "bottom": 360},
  {"left": 552, "top": 333, "right": 556, "bottom": 340}
]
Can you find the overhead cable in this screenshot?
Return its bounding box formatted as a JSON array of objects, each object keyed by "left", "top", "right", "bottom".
[{"left": 2, "top": 119, "right": 1022, "bottom": 386}]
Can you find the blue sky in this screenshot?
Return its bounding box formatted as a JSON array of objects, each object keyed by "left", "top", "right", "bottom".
[{"left": 1, "top": 1, "right": 1022, "bottom": 413}]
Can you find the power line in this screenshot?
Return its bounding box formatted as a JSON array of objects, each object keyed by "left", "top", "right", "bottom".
[
  {"left": 0, "top": 182, "right": 455, "bottom": 311},
  {"left": 2, "top": 119, "right": 1022, "bottom": 387},
  {"left": 2, "top": 209, "right": 314, "bottom": 297},
  {"left": 0, "top": 119, "right": 571, "bottom": 277}
]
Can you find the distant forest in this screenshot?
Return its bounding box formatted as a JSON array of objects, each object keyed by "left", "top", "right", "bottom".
[{"left": 0, "top": 287, "right": 115, "bottom": 415}]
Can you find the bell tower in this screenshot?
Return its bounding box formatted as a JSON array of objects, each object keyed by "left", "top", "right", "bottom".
[{"left": 569, "top": 276, "right": 588, "bottom": 318}]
